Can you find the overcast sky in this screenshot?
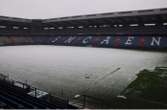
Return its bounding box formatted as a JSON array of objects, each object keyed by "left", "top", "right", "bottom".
[{"left": 0, "top": 0, "right": 167, "bottom": 19}]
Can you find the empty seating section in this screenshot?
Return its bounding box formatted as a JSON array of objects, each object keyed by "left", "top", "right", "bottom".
[{"left": 0, "top": 78, "right": 77, "bottom": 109}]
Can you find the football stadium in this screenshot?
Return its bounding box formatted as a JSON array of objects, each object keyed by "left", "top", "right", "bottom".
[{"left": 0, "top": 4, "right": 167, "bottom": 109}]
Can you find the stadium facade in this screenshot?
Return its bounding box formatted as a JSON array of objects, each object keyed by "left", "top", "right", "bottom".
[{"left": 0, "top": 8, "right": 167, "bottom": 50}]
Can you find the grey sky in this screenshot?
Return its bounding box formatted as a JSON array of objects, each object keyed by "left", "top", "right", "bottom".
[{"left": 0, "top": 0, "right": 167, "bottom": 19}]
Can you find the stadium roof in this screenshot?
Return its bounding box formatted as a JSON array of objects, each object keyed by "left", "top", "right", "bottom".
[
  {"left": 43, "top": 8, "right": 167, "bottom": 23},
  {"left": 0, "top": 8, "right": 166, "bottom": 26}
]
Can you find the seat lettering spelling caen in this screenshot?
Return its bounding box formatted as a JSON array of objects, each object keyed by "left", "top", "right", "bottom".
[
  {"left": 125, "top": 36, "right": 135, "bottom": 45},
  {"left": 150, "top": 37, "right": 161, "bottom": 46},
  {"left": 51, "top": 36, "right": 61, "bottom": 43},
  {"left": 100, "top": 36, "right": 111, "bottom": 45},
  {"left": 64, "top": 37, "right": 76, "bottom": 44},
  {"left": 82, "top": 36, "right": 92, "bottom": 44}
]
